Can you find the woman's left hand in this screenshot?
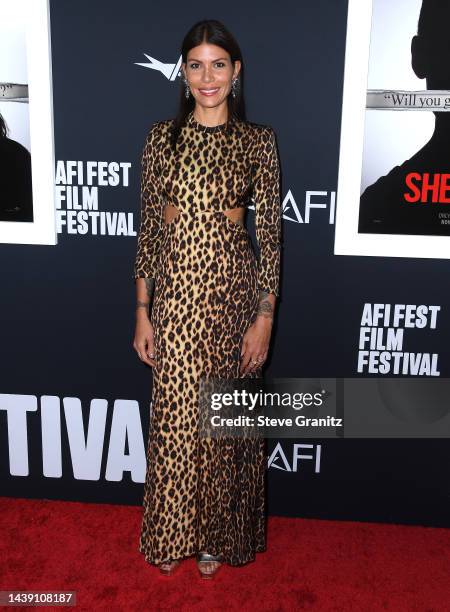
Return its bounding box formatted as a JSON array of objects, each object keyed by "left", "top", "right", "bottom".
[{"left": 240, "top": 317, "right": 272, "bottom": 376}]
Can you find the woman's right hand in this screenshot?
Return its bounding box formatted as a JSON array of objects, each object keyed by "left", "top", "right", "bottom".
[{"left": 133, "top": 315, "right": 157, "bottom": 368}]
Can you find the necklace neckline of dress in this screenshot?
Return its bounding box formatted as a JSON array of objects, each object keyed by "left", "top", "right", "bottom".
[{"left": 187, "top": 110, "right": 234, "bottom": 133}]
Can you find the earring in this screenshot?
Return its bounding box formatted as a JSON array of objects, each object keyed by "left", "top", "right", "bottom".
[
  {"left": 231, "top": 77, "right": 239, "bottom": 98},
  {"left": 183, "top": 76, "right": 190, "bottom": 99}
]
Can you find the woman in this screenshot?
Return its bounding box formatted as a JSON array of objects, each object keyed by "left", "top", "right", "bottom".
[{"left": 133, "top": 19, "right": 282, "bottom": 579}]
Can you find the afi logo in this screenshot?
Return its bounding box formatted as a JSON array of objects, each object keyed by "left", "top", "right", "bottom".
[
  {"left": 135, "top": 53, "right": 183, "bottom": 81},
  {"left": 267, "top": 442, "right": 321, "bottom": 472},
  {"left": 282, "top": 190, "right": 336, "bottom": 224}
]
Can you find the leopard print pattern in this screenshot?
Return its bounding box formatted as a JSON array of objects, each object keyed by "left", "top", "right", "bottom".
[{"left": 135, "top": 110, "right": 282, "bottom": 566}]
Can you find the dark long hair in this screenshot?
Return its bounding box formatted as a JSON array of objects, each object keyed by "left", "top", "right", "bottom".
[
  {"left": 0, "top": 113, "right": 8, "bottom": 139},
  {"left": 169, "top": 19, "right": 246, "bottom": 150}
]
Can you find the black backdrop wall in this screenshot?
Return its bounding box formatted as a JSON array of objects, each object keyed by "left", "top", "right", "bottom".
[{"left": 1, "top": 0, "right": 448, "bottom": 527}]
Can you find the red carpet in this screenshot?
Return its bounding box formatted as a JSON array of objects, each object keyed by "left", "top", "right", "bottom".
[{"left": 0, "top": 497, "right": 448, "bottom": 611}]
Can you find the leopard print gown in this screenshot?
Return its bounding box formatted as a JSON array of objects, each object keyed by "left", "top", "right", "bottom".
[{"left": 133, "top": 109, "right": 282, "bottom": 566}]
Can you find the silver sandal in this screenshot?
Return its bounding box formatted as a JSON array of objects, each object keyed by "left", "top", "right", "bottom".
[
  {"left": 196, "top": 552, "right": 224, "bottom": 579},
  {"left": 158, "top": 559, "right": 180, "bottom": 576}
]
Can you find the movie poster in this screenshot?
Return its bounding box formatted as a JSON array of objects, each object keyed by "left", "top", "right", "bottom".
[
  {"left": 0, "top": 1, "right": 33, "bottom": 223},
  {"left": 335, "top": 0, "right": 450, "bottom": 258},
  {"left": 359, "top": 0, "right": 450, "bottom": 237},
  {"left": 0, "top": 0, "right": 56, "bottom": 245}
]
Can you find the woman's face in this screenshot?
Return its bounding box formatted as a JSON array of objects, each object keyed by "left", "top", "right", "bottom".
[{"left": 183, "top": 43, "right": 241, "bottom": 110}]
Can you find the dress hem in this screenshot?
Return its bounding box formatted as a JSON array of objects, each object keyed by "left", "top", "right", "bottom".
[{"left": 138, "top": 543, "right": 267, "bottom": 567}]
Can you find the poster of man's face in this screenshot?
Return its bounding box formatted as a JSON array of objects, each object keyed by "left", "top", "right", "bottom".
[{"left": 0, "top": 0, "right": 56, "bottom": 245}]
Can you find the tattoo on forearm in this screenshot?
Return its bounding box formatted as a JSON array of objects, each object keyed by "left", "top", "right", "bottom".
[
  {"left": 257, "top": 290, "right": 274, "bottom": 319},
  {"left": 136, "top": 278, "right": 155, "bottom": 315},
  {"left": 144, "top": 278, "right": 155, "bottom": 301},
  {"left": 136, "top": 300, "right": 150, "bottom": 311}
]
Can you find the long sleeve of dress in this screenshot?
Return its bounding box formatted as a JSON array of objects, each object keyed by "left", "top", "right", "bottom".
[
  {"left": 133, "top": 123, "right": 166, "bottom": 281},
  {"left": 252, "top": 126, "right": 282, "bottom": 297}
]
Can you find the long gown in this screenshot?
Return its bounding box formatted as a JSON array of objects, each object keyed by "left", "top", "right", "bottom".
[{"left": 133, "top": 109, "right": 282, "bottom": 566}]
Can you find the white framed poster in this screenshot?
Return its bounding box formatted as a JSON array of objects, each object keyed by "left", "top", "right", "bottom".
[
  {"left": 0, "top": 0, "right": 57, "bottom": 245},
  {"left": 335, "top": 0, "right": 450, "bottom": 258}
]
